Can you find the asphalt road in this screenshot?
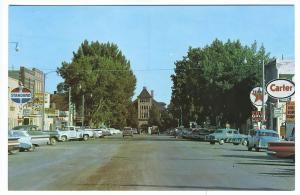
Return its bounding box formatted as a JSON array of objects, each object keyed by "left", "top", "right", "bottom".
[{"left": 8, "top": 134, "right": 295, "bottom": 191}]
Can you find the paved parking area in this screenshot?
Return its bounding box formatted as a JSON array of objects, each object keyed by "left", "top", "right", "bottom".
[{"left": 8, "top": 135, "right": 295, "bottom": 190}]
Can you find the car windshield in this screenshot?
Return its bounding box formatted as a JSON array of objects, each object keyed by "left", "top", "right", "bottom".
[
  {"left": 12, "top": 126, "right": 26, "bottom": 130},
  {"left": 258, "top": 132, "right": 278, "bottom": 137},
  {"left": 8, "top": 131, "right": 14, "bottom": 137},
  {"left": 12, "top": 131, "right": 28, "bottom": 137},
  {"left": 234, "top": 131, "right": 238, "bottom": 134}
]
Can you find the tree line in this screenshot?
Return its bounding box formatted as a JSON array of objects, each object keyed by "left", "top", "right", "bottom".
[
  {"left": 55, "top": 39, "right": 271, "bottom": 130},
  {"left": 170, "top": 39, "right": 271, "bottom": 129}
]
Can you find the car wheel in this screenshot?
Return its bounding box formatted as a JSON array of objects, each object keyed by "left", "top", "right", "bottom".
[
  {"left": 210, "top": 141, "right": 215, "bottom": 145},
  {"left": 233, "top": 143, "right": 239, "bottom": 145},
  {"left": 28, "top": 145, "right": 35, "bottom": 152},
  {"left": 9, "top": 150, "right": 18, "bottom": 155},
  {"left": 83, "top": 135, "right": 89, "bottom": 141},
  {"left": 61, "top": 136, "right": 67, "bottom": 142},
  {"left": 255, "top": 147, "right": 260, "bottom": 152},
  {"left": 219, "top": 139, "right": 224, "bottom": 145},
  {"left": 248, "top": 147, "right": 252, "bottom": 151},
  {"left": 49, "top": 137, "right": 57, "bottom": 145}
]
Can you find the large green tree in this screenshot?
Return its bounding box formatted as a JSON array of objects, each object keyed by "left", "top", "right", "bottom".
[
  {"left": 171, "top": 39, "right": 271, "bottom": 128},
  {"left": 58, "top": 40, "right": 136, "bottom": 128}
]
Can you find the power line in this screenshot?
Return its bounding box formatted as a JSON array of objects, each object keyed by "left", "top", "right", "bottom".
[{"left": 8, "top": 64, "right": 260, "bottom": 73}]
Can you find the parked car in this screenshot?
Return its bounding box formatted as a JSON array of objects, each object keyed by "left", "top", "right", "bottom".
[
  {"left": 8, "top": 131, "right": 20, "bottom": 154},
  {"left": 267, "top": 141, "right": 295, "bottom": 160},
  {"left": 190, "top": 128, "right": 211, "bottom": 141},
  {"left": 92, "top": 129, "right": 104, "bottom": 138},
  {"left": 56, "top": 126, "right": 94, "bottom": 141},
  {"left": 132, "top": 128, "right": 138, "bottom": 134},
  {"left": 100, "top": 127, "right": 111, "bottom": 136},
  {"left": 10, "top": 130, "right": 35, "bottom": 152},
  {"left": 174, "top": 127, "right": 186, "bottom": 138},
  {"left": 231, "top": 132, "right": 249, "bottom": 145},
  {"left": 151, "top": 126, "right": 160, "bottom": 135},
  {"left": 247, "top": 129, "right": 280, "bottom": 151},
  {"left": 182, "top": 128, "right": 193, "bottom": 139},
  {"left": 12, "top": 125, "right": 58, "bottom": 145},
  {"left": 205, "top": 128, "right": 245, "bottom": 145},
  {"left": 123, "top": 127, "right": 133, "bottom": 137},
  {"left": 12, "top": 125, "right": 39, "bottom": 131}
]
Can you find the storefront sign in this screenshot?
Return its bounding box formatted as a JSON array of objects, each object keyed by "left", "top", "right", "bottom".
[
  {"left": 273, "top": 108, "right": 282, "bottom": 118},
  {"left": 286, "top": 101, "right": 295, "bottom": 122},
  {"left": 266, "top": 79, "right": 295, "bottom": 99},
  {"left": 10, "top": 87, "right": 32, "bottom": 104},
  {"left": 250, "top": 87, "right": 268, "bottom": 107}
]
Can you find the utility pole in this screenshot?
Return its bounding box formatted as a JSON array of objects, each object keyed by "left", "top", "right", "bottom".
[
  {"left": 42, "top": 73, "right": 46, "bottom": 130},
  {"left": 82, "top": 94, "right": 85, "bottom": 128},
  {"left": 68, "top": 87, "right": 71, "bottom": 126},
  {"left": 180, "top": 106, "right": 183, "bottom": 127}
]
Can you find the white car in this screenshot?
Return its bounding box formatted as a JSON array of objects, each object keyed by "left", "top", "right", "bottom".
[
  {"left": 108, "top": 128, "right": 118, "bottom": 135},
  {"left": 10, "top": 130, "right": 35, "bottom": 152}
]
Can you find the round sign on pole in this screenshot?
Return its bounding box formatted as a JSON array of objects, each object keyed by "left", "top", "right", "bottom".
[
  {"left": 266, "top": 79, "right": 295, "bottom": 99},
  {"left": 10, "top": 87, "right": 32, "bottom": 104},
  {"left": 250, "top": 87, "right": 268, "bottom": 108}
]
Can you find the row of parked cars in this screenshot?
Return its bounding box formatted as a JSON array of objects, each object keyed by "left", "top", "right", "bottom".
[
  {"left": 168, "top": 126, "right": 295, "bottom": 161},
  {"left": 8, "top": 125, "right": 123, "bottom": 154}
]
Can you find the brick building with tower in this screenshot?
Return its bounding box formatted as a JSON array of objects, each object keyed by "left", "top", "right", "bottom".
[{"left": 133, "top": 87, "right": 166, "bottom": 128}]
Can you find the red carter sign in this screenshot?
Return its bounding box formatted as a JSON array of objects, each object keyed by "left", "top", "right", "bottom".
[{"left": 266, "top": 79, "right": 295, "bottom": 99}]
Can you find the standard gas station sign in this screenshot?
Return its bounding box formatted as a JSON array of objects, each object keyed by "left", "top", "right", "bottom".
[{"left": 10, "top": 87, "right": 32, "bottom": 104}]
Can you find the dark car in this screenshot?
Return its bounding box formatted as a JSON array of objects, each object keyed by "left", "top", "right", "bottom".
[
  {"left": 123, "top": 127, "right": 133, "bottom": 137},
  {"left": 191, "top": 128, "right": 211, "bottom": 141}
]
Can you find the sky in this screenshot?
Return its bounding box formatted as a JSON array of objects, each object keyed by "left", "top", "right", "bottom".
[{"left": 8, "top": 5, "right": 294, "bottom": 104}]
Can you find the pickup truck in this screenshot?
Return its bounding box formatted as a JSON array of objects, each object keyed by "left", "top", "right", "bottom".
[
  {"left": 247, "top": 129, "right": 280, "bottom": 151},
  {"left": 205, "top": 128, "right": 247, "bottom": 145},
  {"left": 56, "top": 126, "right": 94, "bottom": 141}
]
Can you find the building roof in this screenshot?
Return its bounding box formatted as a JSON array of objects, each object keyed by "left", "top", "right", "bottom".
[
  {"left": 276, "top": 60, "right": 294, "bottom": 75},
  {"left": 153, "top": 100, "right": 166, "bottom": 110},
  {"left": 138, "top": 87, "right": 152, "bottom": 99}
]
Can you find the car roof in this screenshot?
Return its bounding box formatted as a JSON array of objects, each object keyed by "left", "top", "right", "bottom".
[
  {"left": 217, "top": 128, "right": 237, "bottom": 131},
  {"left": 255, "top": 129, "right": 277, "bottom": 133}
]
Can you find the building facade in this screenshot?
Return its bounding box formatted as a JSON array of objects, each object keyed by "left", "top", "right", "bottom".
[
  {"left": 9, "top": 67, "right": 44, "bottom": 94},
  {"left": 8, "top": 66, "right": 45, "bottom": 129},
  {"left": 8, "top": 77, "right": 22, "bottom": 129},
  {"left": 134, "top": 87, "right": 166, "bottom": 128},
  {"left": 265, "top": 59, "right": 295, "bottom": 138}
]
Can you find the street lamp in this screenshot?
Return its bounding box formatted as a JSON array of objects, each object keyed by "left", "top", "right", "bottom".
[
  {"left": 9, "top": 41, "right": 19, "bottom": 52},
  {"left": 261, "top": 59, "right": 266, "bottom": 128}
]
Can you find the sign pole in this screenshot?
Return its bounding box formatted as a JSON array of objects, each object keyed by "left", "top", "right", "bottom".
[
  {"left": 42, "top": 73, "right": 46, "bottom": 130},
  {"left": 262, "top": 59, "right": 265, "bottom": 126}
]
